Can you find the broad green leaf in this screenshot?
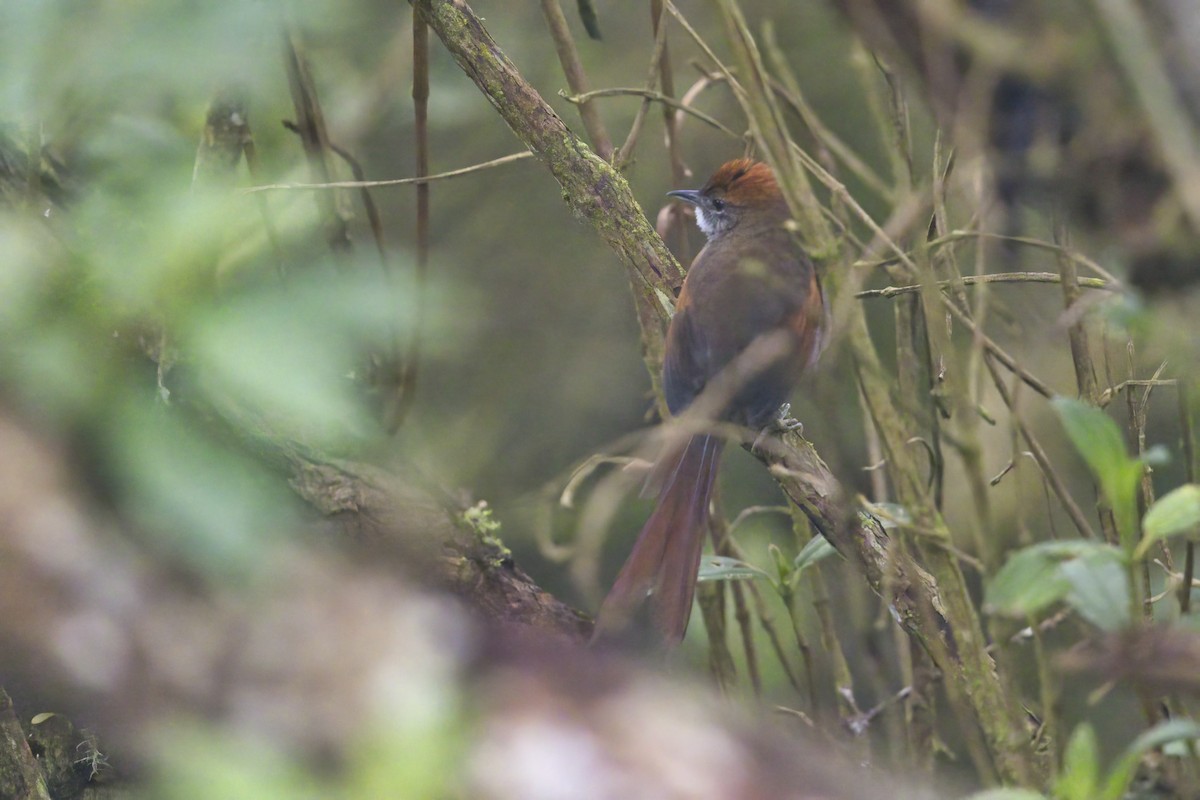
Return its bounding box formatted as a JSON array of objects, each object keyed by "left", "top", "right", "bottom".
[
  {"left": 1137, "top": 484, "right": 1200, "bottom": 559},
  {"left": 793, "top": 535, "right": 837, "bottom": 572},
  {"left": 108, "top": 394, "right": 300, "bottom": 577},
  {"left": 1056, "top": 723, "right": 1101, "bottom": 800},
  {"left": 1052, "top": 397, "right": 1144, "bottom": 552},
  {"left": 696, "top": 555, "right": 769, "bottom": 582},
  {"left": 1061, "top": 548, "right": 1131, "bottom": 631},
  {"left": 1101, "top": 719, "right": 1200, "bottom": 800},
  {"left": 985, "top": 541, "right": 1112, "bottom": 618},
  {"left": 1052, "top": 397, "right": 1133, "bottom": 488}
]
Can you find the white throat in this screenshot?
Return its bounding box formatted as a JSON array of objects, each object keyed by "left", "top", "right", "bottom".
[{"left": 693, "top": 207, "right": 716, "bottom": 238}]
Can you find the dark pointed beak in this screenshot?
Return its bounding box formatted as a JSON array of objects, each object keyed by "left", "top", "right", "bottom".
[{"left": 666, "top": 189, "right": 703, "bottom": 206}]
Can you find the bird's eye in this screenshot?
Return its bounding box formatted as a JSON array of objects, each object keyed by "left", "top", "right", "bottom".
[{"left": 711, "top": 198, "right": 726, "bottom": 211}]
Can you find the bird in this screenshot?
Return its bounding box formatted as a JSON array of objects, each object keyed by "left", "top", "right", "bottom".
[{"left": 593, "top": 159, "right": 827, "bottom": 646}]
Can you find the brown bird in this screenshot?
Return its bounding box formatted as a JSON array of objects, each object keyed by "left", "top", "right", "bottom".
[{"left": 594, "top": 159, "right": 827, "bottom": 646}]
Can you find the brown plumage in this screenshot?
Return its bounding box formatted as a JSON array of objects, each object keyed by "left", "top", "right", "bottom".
[{"left": 594, "top": 160, "right": 826, "bottom": 645}]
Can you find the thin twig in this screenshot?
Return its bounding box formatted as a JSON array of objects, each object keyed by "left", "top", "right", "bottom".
[
  {"left": 281, "top": 25, "right": 351, "bottom": 253},
  {"left": 240, "top": 151, "right": 534, "bottom": 194},
  {"left": 1055, "top": 217, "right": 1101, "bottom": 403},
  {"left": 1098, "top": 378, "right": 1178, "bottom": 408},
  {"left": 856, "top": 271, "right": 1113, "bottom": 299},
  {"left": 309, "top": 136, "right": 388, "bottom": 264},
  {"left": 386, "top": 12, "right": 432, "bottom": 433},
  {"left": 766, "top": 64, "right": 891, "bottom": 199},
  {"left": 858, "top": 230, "right": 1121, "bottom": 285},
  {"left": 651, "top": 0, "right": 692, "bottom": 262},
  {"left": 239, "top": 137, "right": 286, "bottom": 278},
  {"left": 1181, "top": 381, "right": 1197, "bottom": 613},
  {"left": 539, "top": 0, "right": 614, "bottom": 159},
  {"left": 941, "top": 297, "right": 1055, "bottom": 399},
  {"left": 613, "top": 4, "right": 673, "bottom": 168},
  {"left": 562, "top": 88, "right": 741, "bottom": 137},
  {"left": 985, "top": 354, "right": 1099, "bottom": 540}
]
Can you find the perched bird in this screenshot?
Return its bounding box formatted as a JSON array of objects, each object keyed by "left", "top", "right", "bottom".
[{"left": 594, "top": 159, "right": 826, "bottom": 645}]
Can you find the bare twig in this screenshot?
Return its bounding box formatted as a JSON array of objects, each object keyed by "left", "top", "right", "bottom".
[
  {"left": 651, "top": 0, "right": 693, "bottom": 262},
  {"left": 1181, "top": 380, "right": 1198, "bottom": 613},
  {"left": 613, "top": 3, "right": 673, "bottom": 168},
  {"left": 385, "top": 12, "right": 433, "bottom": 433},
  {"left": 282, "top": 25, "right": 352, "bottom": 254},
  {"left": 985, "top": 354, "right": 1098, "bottom": 540},
  {"left": 562, "top": 88, "right": 741, "bottom": 137},
  {"left": 1055, "top": 218, "right": 1101, "bottom": 403},
  {"left": 241, "top": 150, "right": 534, "bottom": 193},
  {"left": 940, "top": 297, "right": 1056, "bottom": 399},
  {"left": 858, "top": 230, "right": 1121, "bottom": 285},
  {"left": 539, "top": 0, "right": 614, "bottom": 159},
  {"left": 856, "top": 271, "right": 1113, "bottom": 299}
]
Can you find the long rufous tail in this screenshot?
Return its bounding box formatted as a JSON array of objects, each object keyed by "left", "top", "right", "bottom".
[{"left": 593, "top": 434, "right": 724, "bottom": 645}]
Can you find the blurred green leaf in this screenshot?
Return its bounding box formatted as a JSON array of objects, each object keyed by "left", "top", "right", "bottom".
[
  {"left": 1052, "top": 397, "right": 1143, "bottom": 552},
  {"left": 985, "top": 541, "right": 1117, "bottom": 618},
  {"left": 696, "top": 555, "right": 769, "bottom": 582},
  {"left": 150, "top": 727, "right": 328, "bottom": 800},
  {"left": 188, "top": 267, "right": 417, "bottom": 450},
  {"left": 108, "top": 394, "right": 301, "bottom": 577},
  {"left": 1056, "top": 723, "right": 1101, "bottom": 800},
  {"left": 1100, "top": 719, "right": 1200, "bottom": 799},
  {"left": 1061, "top": 547, "right": 1130, "bottom": 631},
  {"left": 1137, "top": 484, "right": 1200, "bottom": 559},
  {"left": 963, "top": 790, "right": 1047, "bottom": 800},
  {"left": 793, "top": 535, "right": 837, "bottom": 572}
]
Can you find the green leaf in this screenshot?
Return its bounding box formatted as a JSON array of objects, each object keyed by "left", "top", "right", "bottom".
[
  {"left": 1052, "top": 397, "right": 1134, "bottom": 489},
  {"left": 1061, "top": 548, "right": 1131, "bottom": 631},
  {"left": 1137, "top": 484, "right": 1200, "bottom": 559},
  {"left": 1101, "top": 719, "right": 1200, "bottom": 800},
  {"left": 985, "top": 541, "right": 1113, "bottom": 618},
  {"left": 793, "top": 535, "right": 837, "bottom": 572},
  {"left": 1052, "top": 397, "right": 1144, "bottom": 551},
  {"left": 1056, "top": 723, "right": 1101, "bottom": 800},
  {"left": 962, "top": 791, "right": 1047, "bottom": 800},
  {"left": 696, "top": 555, "right": 769, "bottom": 582}
]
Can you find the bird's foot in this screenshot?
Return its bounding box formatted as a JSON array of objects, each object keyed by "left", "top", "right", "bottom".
[
  {"left": 751, "top": 404, "right": 804, "bottom": 454},
  {"left": 772, "top": 403, "right": 804, "bottom": 435}
]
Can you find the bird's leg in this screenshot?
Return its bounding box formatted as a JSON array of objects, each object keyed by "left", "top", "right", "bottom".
[{"left": 751, "top": 403, "right": 803, "bottom": 453}]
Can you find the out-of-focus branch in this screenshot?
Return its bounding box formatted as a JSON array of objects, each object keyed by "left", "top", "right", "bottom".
[
  {"left": 0, "top": 406, "right": 923, "bottom": 800},
  {"left": 384, "top": 11, "right": 432, "bottom": 433},
  {"left": 282, "top": 25, "right": 352, "bottom": 254}
]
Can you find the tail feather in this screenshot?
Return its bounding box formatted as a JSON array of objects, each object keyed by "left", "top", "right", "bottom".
[{"left": 593, "top": 434, "right": 724, "bottom": 645}]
